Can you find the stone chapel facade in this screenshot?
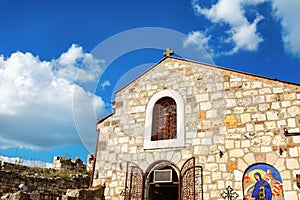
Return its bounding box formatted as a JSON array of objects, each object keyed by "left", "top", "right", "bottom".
[{"left": 92, "top": 56, "right": 300, "bottom": 200}]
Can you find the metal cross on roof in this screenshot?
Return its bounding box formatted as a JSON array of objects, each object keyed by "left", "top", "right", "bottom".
[
  {"left": 163, "top": 48, "right": 174, "bottom": 57},
  {"left": 221, "top": 186, "right": 239, "bottom": 200}
]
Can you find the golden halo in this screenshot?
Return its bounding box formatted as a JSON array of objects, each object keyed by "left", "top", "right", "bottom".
[{"left": 249, "top": 169, "right": 265, "bottom": 182}]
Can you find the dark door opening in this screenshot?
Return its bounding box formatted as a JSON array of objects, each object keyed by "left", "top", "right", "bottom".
[
  {"left": 150, "top": 183, "right": 178, "bottom": 200},
  {"left": 147, "top": 167, "right": 179, "bottom": 200}
]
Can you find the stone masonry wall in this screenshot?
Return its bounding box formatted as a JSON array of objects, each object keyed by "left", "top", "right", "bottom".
[
  {"left": 0, "top": 166, "right": 89, "bottom": 199},
  {"left": 93, "top": 57, "right": 300, "bottom": 200}
]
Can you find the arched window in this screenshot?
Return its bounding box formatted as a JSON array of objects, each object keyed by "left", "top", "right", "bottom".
[
  {"left": 144, "top": 89, "right": 185, "bottom": 149},
  {"left": 151, "top": 97, "right": 177, "bottom": 141}
]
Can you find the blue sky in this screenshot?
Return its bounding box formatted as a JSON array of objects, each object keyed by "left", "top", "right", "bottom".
[{"left": 0, "top": 0, "right": 299, "bottom": 164}]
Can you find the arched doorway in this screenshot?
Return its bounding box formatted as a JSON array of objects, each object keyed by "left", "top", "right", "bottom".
[
  {"left": 144, "top": 160, "right": 180, "bottom": 200},
  {"left": 242, "top": 163, "right": 284, "bottom": 200},
  {"left": 148, "top": 166, "right": 179, "bottom": 200},
  {"left": 124, "top": 157, "right": 203, "bottom": 200}
]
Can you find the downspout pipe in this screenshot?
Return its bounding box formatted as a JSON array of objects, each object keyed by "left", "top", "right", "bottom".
[{"left": 89, "top": 122, "right": 101, "bottom": 187}]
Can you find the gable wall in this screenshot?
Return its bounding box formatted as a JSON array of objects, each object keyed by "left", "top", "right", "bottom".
[{"left": 93, "top": 58, "right": 300, "bottom": 199}]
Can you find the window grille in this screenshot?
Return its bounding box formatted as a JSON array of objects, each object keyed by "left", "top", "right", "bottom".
[{"left": 151, "top": 97, "right": 177, "bottom": 141}]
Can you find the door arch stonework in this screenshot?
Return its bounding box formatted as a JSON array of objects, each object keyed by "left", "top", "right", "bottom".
[{"left": 124, "top": 157, "right": 203, "bottom": 200}]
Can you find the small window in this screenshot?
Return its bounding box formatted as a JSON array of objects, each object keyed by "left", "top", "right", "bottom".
[{"left": 151, "top": 97, "right": 177, "bottom": 141}]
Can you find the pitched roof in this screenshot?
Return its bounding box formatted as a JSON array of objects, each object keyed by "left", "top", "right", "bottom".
[{"left": 115, "top": 56, "right": 300, "bottom": 95}]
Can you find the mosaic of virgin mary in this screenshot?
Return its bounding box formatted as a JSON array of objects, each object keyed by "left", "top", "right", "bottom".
[{"left": 243, "top": 163, "right": 284, "bottom": 200}]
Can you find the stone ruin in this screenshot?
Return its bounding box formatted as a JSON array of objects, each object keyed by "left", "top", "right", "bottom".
[
  {"left": 52, "top": 157, "right": 86, "bottom": 172},
  {"left": 86, "top": 154, "right": 94, "bottom": 172},
  {"left": 0, "top": 157, "right": 104, "bottom": 200}
]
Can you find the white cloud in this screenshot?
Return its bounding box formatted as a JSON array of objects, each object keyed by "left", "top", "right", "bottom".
[
  {"left": 59, "top": 44, "right": 84, "bottom": 66},
  {"left": 183, "top": 31, "right": 210, "bottom": 50},
  {"left": 194, "top": 0, "right": 248, "bottom": 26},
  {"left": 272, "top": 0, "right": 300, "bottom": 58},
  {"left": 100, "top": 80, "right": 111, "bottom": 89},
  {"left": 190, "top": 0, "right": 266, "bottom": 56},
  {"left": 0, "top": 45, "right": 106, "bottom": 151},
  {"left": 190, "top": 0, "right": 300, "bottom": 59},
  {"left": 231, "top": 16, "right": 264, "bottom": 53},
  {"left": 183, "top": 31, "right": 216, "bottom": 57},
  {"left": 54, "top": 44, "right": 104, "bottom": 83}
]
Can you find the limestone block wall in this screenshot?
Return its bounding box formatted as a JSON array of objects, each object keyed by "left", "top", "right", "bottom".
[{"left": 93, "top": 58, "right": 300, "bottom": 200}]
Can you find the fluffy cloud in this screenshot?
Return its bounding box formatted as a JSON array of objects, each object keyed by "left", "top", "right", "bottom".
[
  {"left": 189, "top": 0, "right": 300, "bottom": 58},
  {"left": 0, "top": 45, "right": 105, "bottom": 151},
  {"left": 189, "top": 0, "right": 266, "bottom": 56},
  {"left": 272, "top": 0, "right": 300, "bottom": 58},
  {"left": 231, "top": 16, "right": 264, "bottom": 53}
]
